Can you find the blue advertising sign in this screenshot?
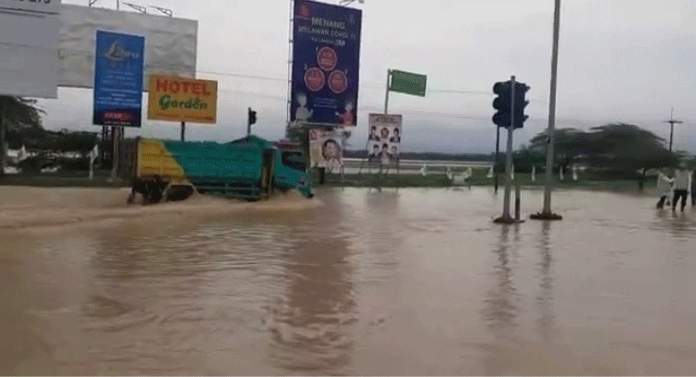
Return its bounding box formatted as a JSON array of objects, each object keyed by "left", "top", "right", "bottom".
[
  {"left": 93, "top": 30, "right": 145, "bottom": 128},
  {"left": 291, "top": 0, "right": 362, "bottom": 127}
]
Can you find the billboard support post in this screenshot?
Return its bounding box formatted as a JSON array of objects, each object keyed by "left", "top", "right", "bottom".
[
  {"left": 0, "top": 99, "right": 5, "bottom": 179},
  {"left": 110, "top": 127, "right": 120, "bottom": 181}
]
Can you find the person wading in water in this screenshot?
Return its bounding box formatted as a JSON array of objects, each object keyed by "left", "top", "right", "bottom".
[{"left": 672, "top": 162, "right": 692, "bottom": 213}]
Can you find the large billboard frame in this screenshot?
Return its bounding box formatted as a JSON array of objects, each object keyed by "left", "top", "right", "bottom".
[
  {"left": 0, "top": 0, "right": 62, "bottom": 98},
  {"left": 58, "top": 3, "right": 198, "bottom": 90},
  {"left": 289, "top": 0, "right": 362, "bottom": 128}
]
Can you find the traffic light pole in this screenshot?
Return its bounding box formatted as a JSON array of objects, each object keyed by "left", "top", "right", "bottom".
[
  {"left": 494, "top": 76, "right": 519, "bottom": 224},
  {"left": 181, "top": 121, "right": 185, "bottom": 142},
  {"left": 494, "top": 126, "right": 500, "bottom": 194},
  {"left": 532, "top": 0, "right": 563, "bottom": 221}
]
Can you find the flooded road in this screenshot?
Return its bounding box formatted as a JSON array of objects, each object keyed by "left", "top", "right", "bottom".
[{"left": 1, "top": 186, "right": 696, "bottom": 375}]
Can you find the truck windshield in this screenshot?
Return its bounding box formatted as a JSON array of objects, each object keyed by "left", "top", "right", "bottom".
[{"left": 282, "top": 151, "right": 307, "bottom": 172}]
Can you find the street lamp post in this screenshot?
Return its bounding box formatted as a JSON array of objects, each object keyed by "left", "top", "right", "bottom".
[{"left": 531, "top": 0, "right": 563, "bottom": 221}]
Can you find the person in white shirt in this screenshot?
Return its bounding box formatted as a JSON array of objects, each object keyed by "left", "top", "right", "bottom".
[
  {"left": 672, "top": 163, "right": 692, "bottom": 212},
  {"left": 656, "top": 170, "right": 673, "bottom": 209}
]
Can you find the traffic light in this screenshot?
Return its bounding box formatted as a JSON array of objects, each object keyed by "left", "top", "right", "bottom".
[
  {"left": 492, "top": 81, "right": 530, "bottom": 129},
  {"left": 492, "top": 81, "right": 512, "bottom": 128},
  {"left": 248, "top": 107, "right": 257, "bottom": 126},
  {"left": 514, "top": 83, "right": 530, "bottom": 128}
]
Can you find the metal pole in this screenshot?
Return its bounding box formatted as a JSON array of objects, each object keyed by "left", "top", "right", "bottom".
[
  {"left": 540, "top": 0, "right": 561, "bottom": 217},
  {"left": 117, "top": 0, "right": 120, "bottom": 10},
  {"left": 384, "top": 69, "right": 391, "bottom": 115},
  {"left": 110, "top": 127, "right": 120, "bottom": 181},
  {"left": 247, "top": 108, "right": 251, "bottom": 136},
  {"left": 494, "top": 125, "right": 500, "bottom": 193},
  {"left": 0, "top": 98, "right": 5, "bottom": 179},
  {"left": 180, "top": 121, "right": 185, "bottom": 142},
  {"left": 669, "top": 123, "right": 674, "bottom": 152},
  {"left": 515, "top": 182, "right": 521, "bottom": 221},
  {"left": 501, "top": 76, "right": 516, "bottom": 220}
]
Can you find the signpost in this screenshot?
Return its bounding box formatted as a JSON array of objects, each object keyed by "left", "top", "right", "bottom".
[
  {"left": 389, "top": 69, "right": 427, "bottom": 97},
  {"left": 359, "top": 69, "right": 426, "bottom": 186}
]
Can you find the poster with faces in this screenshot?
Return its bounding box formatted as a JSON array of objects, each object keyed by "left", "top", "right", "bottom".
[
  {"left": 309, "top": 127, "right": 343, "bottom": 171},
  {"left": 367, "top": 114, "right": 402, "bottom": 165}
]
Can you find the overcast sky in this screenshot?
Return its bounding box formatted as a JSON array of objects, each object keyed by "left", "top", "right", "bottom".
[{"left": 40, "top": 0, "right": 696, "bottom": 153}]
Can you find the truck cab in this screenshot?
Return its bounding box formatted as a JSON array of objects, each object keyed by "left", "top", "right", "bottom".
[{"left": 275, "top": 141, "right": 314, "bottom": 198}]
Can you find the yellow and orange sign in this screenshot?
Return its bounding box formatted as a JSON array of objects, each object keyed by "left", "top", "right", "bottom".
[{"left": 147, "top": 75, "right": 218, "bottom": 124}]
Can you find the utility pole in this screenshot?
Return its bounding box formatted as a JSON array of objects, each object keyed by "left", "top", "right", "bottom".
[{"left": 664, "top": 108, "right": 682, "bottom": 153}]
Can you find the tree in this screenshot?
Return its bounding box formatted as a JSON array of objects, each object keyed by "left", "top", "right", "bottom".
[
  {"left": 586, "top": 123, "right": 677, "bottom": 172},
  {"left": 529, "top": 128, "right": 589, "bottom": 172},
  {"left": 528, "top": 124, "right": 678, "bottom": 180},
  {"left": 0, "top": 96, "right": 45, "bottom": 178}
]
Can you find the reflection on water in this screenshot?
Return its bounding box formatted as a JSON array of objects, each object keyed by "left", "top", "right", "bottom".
[
  {"left": 3, "top": 187, "right": 696, "bottom": 374},
  {"left": 482, "top": 225, "right": 519, "bottom": 335},
  {"left": 267, "top": 190, "right": 357, "bottom": 374},
  {"left": 536, "top": 221, "right": 554, "bottom": 342}
]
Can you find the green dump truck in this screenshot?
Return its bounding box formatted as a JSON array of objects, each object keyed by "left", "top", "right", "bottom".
[{"left": 128, "top": 135, "right": 314, "bottom": 205}]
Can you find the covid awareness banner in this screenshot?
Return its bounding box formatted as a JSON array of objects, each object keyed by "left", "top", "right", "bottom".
[{"left": 290, "top": 0, "right": 362, "bottom": 127}]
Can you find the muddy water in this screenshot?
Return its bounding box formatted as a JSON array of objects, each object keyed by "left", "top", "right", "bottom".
[{"left": 1, "top": 186, "right": 696, "bottom": 375}]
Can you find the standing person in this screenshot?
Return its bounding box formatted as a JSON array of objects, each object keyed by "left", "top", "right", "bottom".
[
  {"left": 656, "top": 169, "right": 673, "bottom": 209},
  {"left": 672, "top": 163, "right": 691, "bottom": 212}
]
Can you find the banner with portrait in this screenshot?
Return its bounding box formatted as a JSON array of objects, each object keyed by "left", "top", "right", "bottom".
[
  {"left": 367, "top": 114, "right": 402, "bottom": 165},
  {"left": 309, "top": 128, "right": 343, "bottom": 171}
]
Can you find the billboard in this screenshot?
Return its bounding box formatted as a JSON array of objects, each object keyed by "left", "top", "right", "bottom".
[
  {"left": 58, "top": 4, "right": 197, "bottom": 90},
  {"left": 368, "top": 114, "right": 402, "bottom": 165},
  {"left": 147, "top": 75, "right": 218, "bottom": 124},
  {"left": 0, "top": 0, "right": 61, "bottom": 98},
  {"left": 93, "top": 30, "right": 145, "bottom": 128},
  {"left": 309, "top": 128, "right": 343, "bottom": 170},
  {"left": 290, "top": 0, "right": 362, "bottom": 127}
]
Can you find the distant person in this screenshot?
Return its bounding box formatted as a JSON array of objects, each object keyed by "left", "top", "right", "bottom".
[
  {"left": 368, "top": 126, "right": 380, "bottom": 142},
  {"left": 656, "top": 170, "right": 673, "bottom": 210},
  {"left": 672, "top": 163, "right": 692, "bottom": 212},
  {"left": 389, "top": 127, "right": 401, "bottom": 144}
]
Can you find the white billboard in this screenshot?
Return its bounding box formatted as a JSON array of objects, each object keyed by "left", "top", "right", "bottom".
[
  {"left": 368, "top": 114, "right": 402, "bottom": 165},
  {"left": 0, "top": 0, "right": 61, "bottom": 98},
  {"left": 58, "top": 4, "right": 198, "bottom": 90}
]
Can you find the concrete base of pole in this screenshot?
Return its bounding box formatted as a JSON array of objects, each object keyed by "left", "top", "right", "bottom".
[
  {"left": 493, "top": 216, "right": 525, "bottom": 225},
  {"left": 530, "top": 212, "right": 563, "bottom": 221}
]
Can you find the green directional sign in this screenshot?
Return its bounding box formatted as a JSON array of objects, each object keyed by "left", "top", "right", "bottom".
[{"left": 389, "top": 69, "right": 427, "bottom": 97}]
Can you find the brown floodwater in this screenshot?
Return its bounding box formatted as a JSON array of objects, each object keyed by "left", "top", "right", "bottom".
[{"left": 1, "top": 186, "right": 696, "bottom": 375}]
